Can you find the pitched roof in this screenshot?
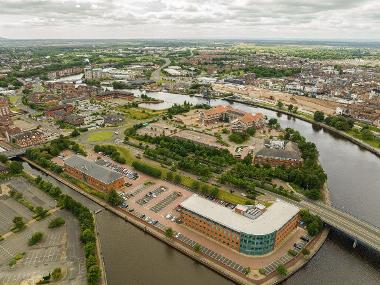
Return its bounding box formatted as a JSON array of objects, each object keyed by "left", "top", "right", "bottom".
[
  {"left": 203, "top": 105, "right": 232, "bottom": 116},
  {"left": 64, "top": 155, "right": 124, "bottom": 185},
  {"left": 238, "top": 113, "right": 264, "bottom": 123}
]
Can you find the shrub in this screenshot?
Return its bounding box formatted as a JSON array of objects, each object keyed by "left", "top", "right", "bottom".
[
  {"left": 28, "top": 232, "right": 43, "bottom": 246},
  {"left": 52, "top": 268, "right": 62, "bottom": 281},
  {"left": 48, "top": 217, "right": 65, "bottom": 228},
  {"left": 276, "top": 264, "right": 287, "bottom": 276}
]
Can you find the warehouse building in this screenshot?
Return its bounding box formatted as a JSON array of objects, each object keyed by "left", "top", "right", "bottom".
[
  {"left": 180, "top": 195, "right": 299, "bottom": 255},
  {"left": 64, "top": 155, "right": 124, "bottom": 191}
]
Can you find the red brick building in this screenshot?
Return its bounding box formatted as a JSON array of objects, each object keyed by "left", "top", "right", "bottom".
[{"left": 64, "top": 155, "right": 124, "bottom": 191}]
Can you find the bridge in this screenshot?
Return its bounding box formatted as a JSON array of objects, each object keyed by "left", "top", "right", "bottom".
[
  {"left": 2, "top": 148, "right": 26, "bottom": 158},
  {"left": 301, "top": 200, "right": 380, "bottom": 252}
]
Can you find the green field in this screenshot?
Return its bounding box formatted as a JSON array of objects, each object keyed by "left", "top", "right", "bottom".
[{"left": 87, "top": 131, "right": 113, "bottom": 142}]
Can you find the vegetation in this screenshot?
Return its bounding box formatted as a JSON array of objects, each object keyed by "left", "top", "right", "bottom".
[
  {"left": 313, "top": 111, "right": 325, "bottom": 122},
  {"left": 33, "top": 176, "right": 101, "bottom": 285},
  {"left": 94, "top": 144, "right": 126, "bottom": 164},
  {"left": 324, "top": 115, "right": 354, "bottom": 131},
  {"left": 288, "top": 249, "right": 298, "bottom": 256},
  {"left": 132, "top": 160, "right": 162, "bottom": 178},
  {"left": 106, "top": 189, "right": 123, "bottom": 206},
  {"left": 302, "top": 248, "right": 310, "bottom": 256},
  {"left": 52, "top": 267, "right": 63, "bottom": 281},
  {"left": 300, "top": 209, "right": 324, "bottom": 236},
  {"left": 28, "top": 232, "right": 44, "bottom": 246},
  {"left": 243, "top": 267, "right": 251, "bottom": 275},
  {"left": 9, "top": 161, "right": 23, "bottom": 175},
  {"left": 25, "top": 136, "right": 86, "bottom": 173},
  {"left": 165, "top": 227, "right": 174, "bottom": 238},
  {"left": 243, "top": 65, "right": 301, "bottom": 78},
  {"left": 48, "top": 217, "right": 66, "bottom": 228},
  {"left": 12, "top": 216, "right": 26, "bottom": 232},
  {"left": 193, "top": 243, "right": 201, "bottom": 252},
  {"left": 8, "top": 252, "right": 25, "bottom": 267},
  {"left": 88, "top": 131, "right": 113, "bottom": 142},
  {"left": 112, "top": 81, "right": 128, "bottom": 89},
  {"left": 228, "top": 132, "right": 249, "bottom": 144},
  {"left": 276, "top": 264, "right": 288, "bottom": 276}
]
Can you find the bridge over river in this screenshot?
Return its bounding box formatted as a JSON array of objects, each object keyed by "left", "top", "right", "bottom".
[{"left": 301, "top": 200, "right": 380, "bottom": 252}]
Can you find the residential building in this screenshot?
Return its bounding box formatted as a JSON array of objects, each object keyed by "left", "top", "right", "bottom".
[
  {"left": 180, "top": 195, "right": 299, "bottom": 255},
  {"left": 231, "top": 113, "right": 265, "bottom": 132},
  {"left": 64, "top": 155, "right": 124, "bottom": 191},
  {"left": 9, "top": 129, "right": 45, "bottom": 147}
]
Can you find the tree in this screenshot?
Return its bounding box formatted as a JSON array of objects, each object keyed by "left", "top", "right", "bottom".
[
  {"left": 84, "top": 242, "right": 96, "bottom": 257},
  {"left": 288, "top": 104, "right": 294, "bottom": 112},
  {"left": 191, "top": 180, "right": 200, "bottom": 191},
  {"left": 361, "top": 128, "right": 374, "bottom": 141},
  {"left": 106, "top": 189, "right": 122, "bottom": 206},
  {"left": 86, "top": 255, "right": 97, "bottom": 269},
  {"left": 174, "top": 174, "right": 182, "bottom": 184},
  {"left": 34, "top": 206, "right": 48, "bottom": 219},
  {"left": 301, "top": 248, "right": 310, "bottom": 256},
  {"left": 12, "top": 216, "right": 25, "bottom": 231},
  {"left": 243, "top": 267, "right": 251, "bottom": 275},
  {"left": 28, "top": 232, "right": 43, "bottom": 246},
  {"left": 165, "top": 227, "right": 174, "bottom": 238},
  {"left": 166, "top": 171, "right": 174, "bottom": 181},
  {"left": 52, "top": 268, "right": 62, "bottom": 281},
  {"left": 71, "top": 129, "right": 80, "bottom": 137},
  {"left": 9, "top": 161, "right": 23, "bottom": 175},
  {"left": 210, "top": 187, "right": 220, "bottom": 198},
  {"left": 0, "top": 154, "right": 7, "bottom": 163},
  {"left": 87, "top": 265, "right": 101, "bottom": 285},
  {"left": 314, "top": 111, "right": 325, "bottom": 122},
  {"left": 268, "top": 118, "right": 278, "bottom": 127},
  {"left": 276, "top": 264, "right": 287, "bottom": 276},
  {"left": 81, "top": 229, "right": 96, "bottom": 243},
  {"left": 242, "top": 153, "right": 253, "bottom": 165},
  {"left": 193, "top": 243, "right": 201, "bottom": 252},
  {"left": 277, "top": 101, "right": 284, "bottom": 109}
]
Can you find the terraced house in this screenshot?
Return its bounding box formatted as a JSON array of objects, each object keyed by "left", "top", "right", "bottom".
[
  {"left": 180, "top": 195, "right": 299, "bottom": 255},
  {"left": 64, "top": 155, "right": 124, "bottom": 191}
]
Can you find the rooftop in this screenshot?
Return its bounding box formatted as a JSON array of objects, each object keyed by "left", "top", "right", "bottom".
[
  {"left": 64, "top": 155, "right": 124, "bottom": 185},
  {"left": 180, "top": 194, "right": 299, "bottom": 235}
]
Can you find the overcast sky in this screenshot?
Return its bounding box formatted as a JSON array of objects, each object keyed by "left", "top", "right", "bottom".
[{"left": 0, "top": 0, "right": 379, "bottom": 40}]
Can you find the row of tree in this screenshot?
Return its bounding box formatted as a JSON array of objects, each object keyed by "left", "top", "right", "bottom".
[
  {"left": 94, "top": 145, "right": 126, "bottom": 164},
  {"left": 34, "top": 176, "right": 101, "bottom": 285}
]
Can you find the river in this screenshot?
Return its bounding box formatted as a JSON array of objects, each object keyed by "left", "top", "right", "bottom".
[{"left": 25, "top": 91, "right": 380, "bottom": 285}]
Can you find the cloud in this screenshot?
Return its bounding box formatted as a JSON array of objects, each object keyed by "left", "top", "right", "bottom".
[{"left": 0, "top": 0, "right": 378, "bottom": 39}]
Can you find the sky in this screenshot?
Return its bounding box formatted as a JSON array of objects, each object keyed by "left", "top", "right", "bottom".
[{"left": 0, "top": 0, "right": 379, "bottom": 40}]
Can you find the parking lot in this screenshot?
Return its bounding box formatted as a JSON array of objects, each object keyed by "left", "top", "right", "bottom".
[
  {"left": 0, "top": 208, "right": 86, "bottom": 285},
  {"left": 0, "top": 198, "right": 34, "bottom": 234}
]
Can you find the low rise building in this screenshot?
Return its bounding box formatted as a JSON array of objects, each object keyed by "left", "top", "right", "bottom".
[
  {"left": 180, "top": 195, "right": 299, "bottom": 255},
  {"left": 10, "top": 129, "right": 46, "bottom": 147},
  {"left": 254, "top": 140, "right": 302, "bottom": 168},
  {"left": 64, "top": 155, "right": 124, "bottom": 191}
]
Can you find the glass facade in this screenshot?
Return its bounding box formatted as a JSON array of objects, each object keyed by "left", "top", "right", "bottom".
[{"left": 239, "top": 232, "right": 275, "bottom": 255}]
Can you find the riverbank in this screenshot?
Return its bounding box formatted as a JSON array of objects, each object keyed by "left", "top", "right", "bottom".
[
  {"left": 21, "top": 157, "right": 329, "bottom": 285},
  {"left": 223, "top": 97, "right": 380, "bottom": 158}
]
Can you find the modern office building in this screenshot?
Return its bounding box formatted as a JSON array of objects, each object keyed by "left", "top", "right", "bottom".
[
  {"left": 64, "top": 155, "right": 124, "bottom": 191},
  {"left": 180, "top": 194, "right": 299, "bottom": 255}
]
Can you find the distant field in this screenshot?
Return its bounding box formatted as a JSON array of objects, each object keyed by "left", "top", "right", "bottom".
[{"left": 87, "top": 131, "right": 113, "bottom": 142}]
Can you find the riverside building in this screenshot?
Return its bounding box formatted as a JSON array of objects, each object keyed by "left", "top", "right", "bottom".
[{"left": 180, "top": 194, "right": 299, "bottom": 255}]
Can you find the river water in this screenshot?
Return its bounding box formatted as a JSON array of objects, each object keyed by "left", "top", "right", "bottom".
[{"left": 25, "top": 91, "right": 380, "bottom": 285}]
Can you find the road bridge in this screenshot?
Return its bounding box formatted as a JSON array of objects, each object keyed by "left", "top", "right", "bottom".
[{"left": 300, "top": 200, "right": 380, "bottom": 252}]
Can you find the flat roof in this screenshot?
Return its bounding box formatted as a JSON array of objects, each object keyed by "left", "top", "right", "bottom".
[
  {"left": 64, "top": 155, "right": 124, "bottom": 185},
  {"left": 180, "top": 194, "right": 299, "bottom": 236}
]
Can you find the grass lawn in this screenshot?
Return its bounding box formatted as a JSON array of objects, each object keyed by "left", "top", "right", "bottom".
[
  {"left": 117, "top": 107, "right": 163, "bottom": 120},
  {"left": 87, "top": 131, "right": 113, "bottom": 142},
  {"left": 219, "top": 191, "right": 254, "bottom": 205},
  {"left": 347, "top": 130, "right": 380, "bottom": 149},
  {"left": 8, "top": 95, "right": 19, "bottom": 104}
]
